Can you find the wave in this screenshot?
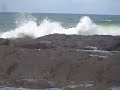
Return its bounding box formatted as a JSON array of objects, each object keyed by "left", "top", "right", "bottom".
[
  {"left": 0, "top": 14, "right": 120, "bottom": 39},
  {"left": 0, "top": 87, "right": 62, "bottom": 90}
]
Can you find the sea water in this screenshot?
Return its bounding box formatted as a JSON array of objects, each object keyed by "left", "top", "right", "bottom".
[{"left": 0, "top": 12, "right": 120, "bottom": 39}]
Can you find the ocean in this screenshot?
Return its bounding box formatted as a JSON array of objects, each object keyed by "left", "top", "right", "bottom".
[
  {"left": 0, "top": 12, "right": 120, "bottom": 39},
  {"left": 0, "top": 12, "right": 120, "bottom": 90}
]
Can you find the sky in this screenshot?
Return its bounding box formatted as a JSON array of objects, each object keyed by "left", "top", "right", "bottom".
[{"left": 0, "top": 0, "right": 120, "bottom": 15}]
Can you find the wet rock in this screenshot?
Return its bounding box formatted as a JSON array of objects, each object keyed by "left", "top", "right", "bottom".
[
  {"left": 0, "top": 38, "right": 9, "bottom": 45},
  {"left": 0, "top": 34, "right": 120, "bottom": 89},
  {"left": 15, "top": 34, "right": 120, "bottom": 51}
]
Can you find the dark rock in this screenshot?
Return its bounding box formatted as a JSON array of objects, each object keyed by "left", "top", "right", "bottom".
[
  {"left": 11, "top": 34, "right": 120, "bottom": 51},
  {"left": 0, "top": 38, "right": 9, "bottom": 45},
  {"left": 0, "top": 34, "right": 120, "bottom": 89}
]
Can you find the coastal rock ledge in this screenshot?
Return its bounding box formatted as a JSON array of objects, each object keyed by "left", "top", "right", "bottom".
[{"left": 0, "top": 34, "right": 120, "bottom": 90}]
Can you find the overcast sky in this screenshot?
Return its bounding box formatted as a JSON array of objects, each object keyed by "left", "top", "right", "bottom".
[{"left": 0, "top": 0, "right": 119, "bottom": 15}]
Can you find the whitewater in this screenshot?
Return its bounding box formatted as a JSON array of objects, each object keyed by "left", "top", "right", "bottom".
[{"left": 0, "top": 14, "right": 120, "bottom": 39}]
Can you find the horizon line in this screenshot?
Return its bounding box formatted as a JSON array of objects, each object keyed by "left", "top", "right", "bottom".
[{"left": 0, "top": 11, "right": 120, "bottom": 16}]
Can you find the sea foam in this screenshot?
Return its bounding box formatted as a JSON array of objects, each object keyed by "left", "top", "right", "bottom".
[{"left": 0, "top": 14, "right": 120, "bottom": 39}]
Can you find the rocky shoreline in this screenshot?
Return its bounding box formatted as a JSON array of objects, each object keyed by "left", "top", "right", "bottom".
[{"left": 0, "top": 34, "right": 120, "bottom": 90}]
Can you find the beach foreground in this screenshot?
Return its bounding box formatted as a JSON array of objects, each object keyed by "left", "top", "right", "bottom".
[{"left": 0, "top": 34, "right": 120, "bottom": 90}]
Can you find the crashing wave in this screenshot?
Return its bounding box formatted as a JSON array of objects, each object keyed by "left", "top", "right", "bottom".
[{"left": 0, "top": 14, "right": 120, "bottom": 39}]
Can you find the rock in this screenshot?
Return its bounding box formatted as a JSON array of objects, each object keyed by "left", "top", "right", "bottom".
[
  {"left": 10, "top": 34, "right": 120, "bottom": 51},
  {"left": 0, "top": 34, "right": 120, "bottom": 89},
  {"left": 0, "top": 38, "right": 9, "bottom": 45}
]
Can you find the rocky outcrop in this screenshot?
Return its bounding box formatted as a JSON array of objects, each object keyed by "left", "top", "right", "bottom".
[{"left": 0, "top": 34, "right": 120, "bottom": 90}]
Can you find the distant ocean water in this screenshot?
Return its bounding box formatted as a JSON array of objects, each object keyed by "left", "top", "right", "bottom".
[{"left": 0, "top": 12, "right": 120, "bottom": 38}]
